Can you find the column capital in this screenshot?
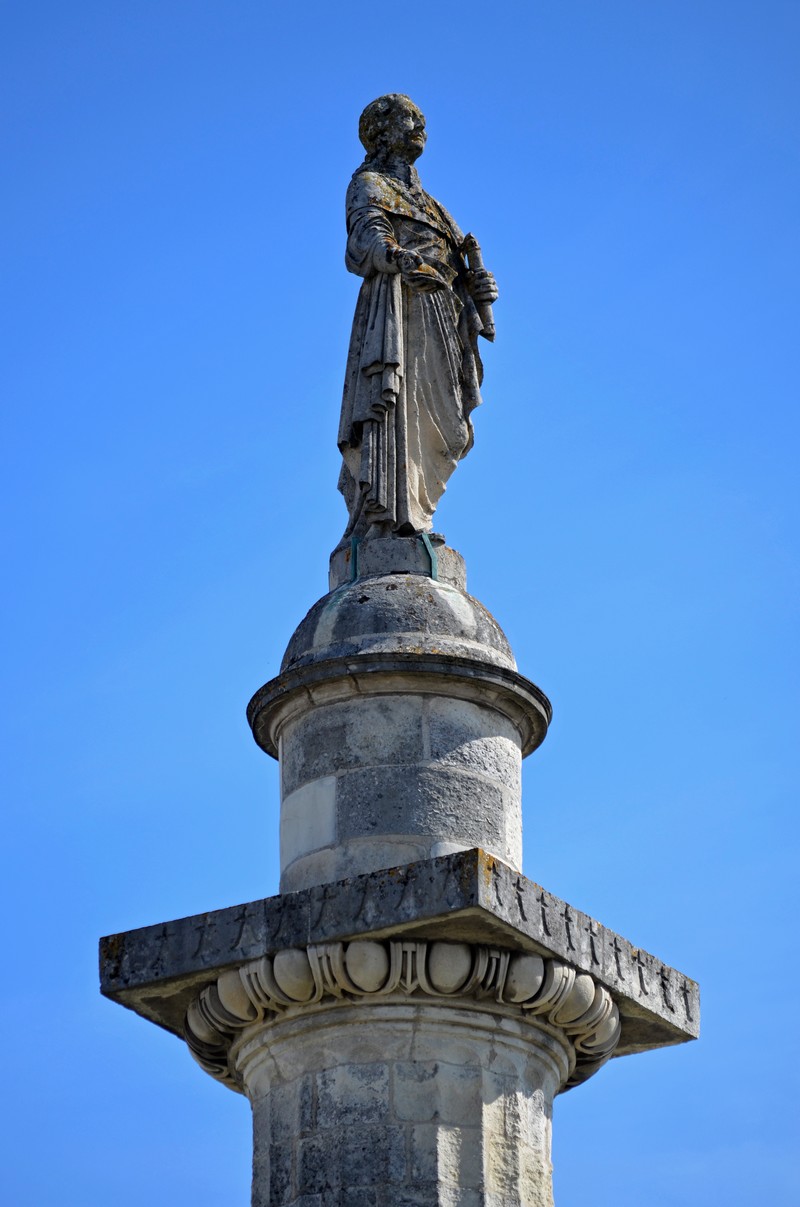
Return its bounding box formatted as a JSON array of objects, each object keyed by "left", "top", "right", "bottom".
[{"left": 185, "top": 936, "right": 621, "bottom": 1094}]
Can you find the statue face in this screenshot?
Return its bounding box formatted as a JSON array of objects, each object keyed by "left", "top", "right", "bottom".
[{"left": 384, "top": 99, "right": 427, "bottom": 163}]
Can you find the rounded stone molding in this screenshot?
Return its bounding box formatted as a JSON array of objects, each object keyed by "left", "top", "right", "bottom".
[
  {"left": 248, "top": 576, "right": 552, "bottom": 762},
  {"left": 277, "top": 574, "right": 518, "bottom": 674},
  {"left": 248, "top": 655, "right": 551, "bottom": 762},
  {"left": 185, "top": 938, "right": 620, "bottom": 1094}
]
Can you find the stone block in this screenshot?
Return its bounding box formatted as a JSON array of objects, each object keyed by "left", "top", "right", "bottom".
[
  {"left": 434, "top": 1065, "right": 484, "bottom": 1127},
  {"left": 281, "top": 840, "right": 432, "bottom": 895},
  {"left": 280, "top": 696, "right": 426, "bottom": 797},
  {"left": 426, "top": 698, "right": 521, "bottom": 794},
  {"left": 338, "top": 1123, "right": 407, "bottom": 1185},
  {"left": 298, "top": 1073, "right": 315, "bottom": 1134},
  {"left": 298, "top": 1123, "right": 406, "bottom": 1193},
  {"left": 410, "top": 1123, "right": 483, "bottom": 1188},
  {"left": 385, "top": 1191, "right": 441, "bottom": 1207},
  {"left": 280, "top": 777, "right": 336, "bottom": 869},
  {"left": 267, "top": 1142, "right": 292, "bottom": 1205},
  {"left": 297, "top": 1134, "right": 336, "bottom": 1195},
  {"left": 344, "top": 1190, "right": 379, "bottom": 1207},
  {"left": 328, "top": 534, "right": 467, "bottom": 593},
  {"left": 393, "top": 1062, "right": 482, "bottom": 1126},
  {"left": 393, "top": 1062, "right": 440, "bottom": 1122},
  {"left": 316, "top": 1063, "right": 390, "bottom": 1127},
  {"left": 335, "top": 766, "right": 517, "bottom": 857}
]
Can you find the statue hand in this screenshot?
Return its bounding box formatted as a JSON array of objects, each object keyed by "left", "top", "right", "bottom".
[
  {"left": 468, "top": 269, "right": 499, "bottom": 305},
  {"left": 395, "top": 248, "right": 423, "bottom": 275},
  {"left": 406, "top": 265, "right": 447, "bottom": 293},
  {"left": 396, "top": 250, "right": 446, "bottom": 293}
]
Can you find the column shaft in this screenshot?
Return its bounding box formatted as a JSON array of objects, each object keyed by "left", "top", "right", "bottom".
[{"left": 235, "top": 1002, "right": 571, "bottom": 1207}]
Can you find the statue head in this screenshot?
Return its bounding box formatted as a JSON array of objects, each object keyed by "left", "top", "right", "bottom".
[{"left": 359, "top": 94, "right": 427, "bottom": 164}]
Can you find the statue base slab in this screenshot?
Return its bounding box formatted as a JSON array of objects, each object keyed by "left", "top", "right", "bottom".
[{"left": 329, "top": 533, "right": 466, "bottom": 591}]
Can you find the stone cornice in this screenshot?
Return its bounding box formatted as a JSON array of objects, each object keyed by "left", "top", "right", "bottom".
[
  {"left": 185, "top": 938, "right": 620, "bottom": 1094},
  {"left": 100, "top": 849, "right": 699, "bottom": 1058},
  {"left": 247, "top": 654, "right": 552, "bottom": 759}
]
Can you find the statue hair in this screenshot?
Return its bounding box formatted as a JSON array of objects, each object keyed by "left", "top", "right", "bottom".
[{"left": 358, "top": 93, "right": 418, "bottom": 156}]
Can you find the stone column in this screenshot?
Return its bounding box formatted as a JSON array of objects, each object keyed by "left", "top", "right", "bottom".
[
  {"left": 244, "top": 1007, "right": 566, "bottom": 1207},
  {"left": 185, "top": 938, "right": 620, "bottom": 1207},
  {"left": 100, "top": 541, "right": 699, "bottom": 1207},
  {"left": 247, "top": 540, "right": 550, "bottom": 893},
  {"left": 99, "top": 92, "right": 699, "bottom": 1206}
]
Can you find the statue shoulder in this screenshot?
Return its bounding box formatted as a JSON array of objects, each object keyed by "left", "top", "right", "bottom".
[
  {"left": 347, "top": 169, "right": 417, "bottom": 219},
  {"left": 345, "top": 168, "right": 463, "bottom": 246}
]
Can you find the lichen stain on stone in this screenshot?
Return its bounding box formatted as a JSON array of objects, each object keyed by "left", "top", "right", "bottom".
[
  {"left": 100, "top": 933, "right": 124, "bottom": 981},
  {"left": 104, "top": 933, "right": 123, "bottom": 958},
  {"left": 479, "top": 851, "right": 497, "bottom": 891}
]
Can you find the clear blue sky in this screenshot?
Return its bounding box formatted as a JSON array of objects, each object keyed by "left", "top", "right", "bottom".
[{"left": 2, "top": 3, "right": 798, "bottom": 1203}]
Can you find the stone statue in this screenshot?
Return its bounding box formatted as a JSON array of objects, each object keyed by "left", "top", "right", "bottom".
[{"left": 336, "top": 94, "right": 499, "bottom": 548}]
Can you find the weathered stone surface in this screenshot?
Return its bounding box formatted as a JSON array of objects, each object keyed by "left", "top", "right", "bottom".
[
  {"left": 329, "top": 534, "right": 466, "bottom": 592},
  {"left": 280, "top": 696, "right": 427, "bottom": 798},
  {"left": 279, "top": 777, "right": 337, "bottom": 872},
  {"left": 99, "top": 848, "right": 699, "bottom": 1058},
  {"left": 277, "top": 575, "right": 518, "bottom": 675},
  {"left": 252, "top": 655, "right": 549, "bottom": 763},
  {"left": 279, "top": 696, "right": 520, "bottom": 801},
  {"left": 275, "top": 693, "right": 527, "bottom": 892},
  {"left": 333, "top": 764, "right": 517, "bottom": 850},
  {"left": 242, "top": 1004, "right": 565, "bottom": 1207},
  {"left": 427, "top": 698, "right": 521, "bottom": 791}
]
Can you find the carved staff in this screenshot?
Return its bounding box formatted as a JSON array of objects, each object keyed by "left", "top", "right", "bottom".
[{"left": 462, "top": 232, "right": 496, "bottom": 342}]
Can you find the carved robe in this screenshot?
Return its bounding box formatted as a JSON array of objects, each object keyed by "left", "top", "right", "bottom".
[{"left": 337, "top": 164, "right": 485, "bottom": 544}]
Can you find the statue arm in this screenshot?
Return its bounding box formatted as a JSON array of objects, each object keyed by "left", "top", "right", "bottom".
[
  {"left": 346, "top": 204, "right": 446, "bottom": 293},
  {"left": 345, "top": 205, "right": 401, "bottom": 278}
]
